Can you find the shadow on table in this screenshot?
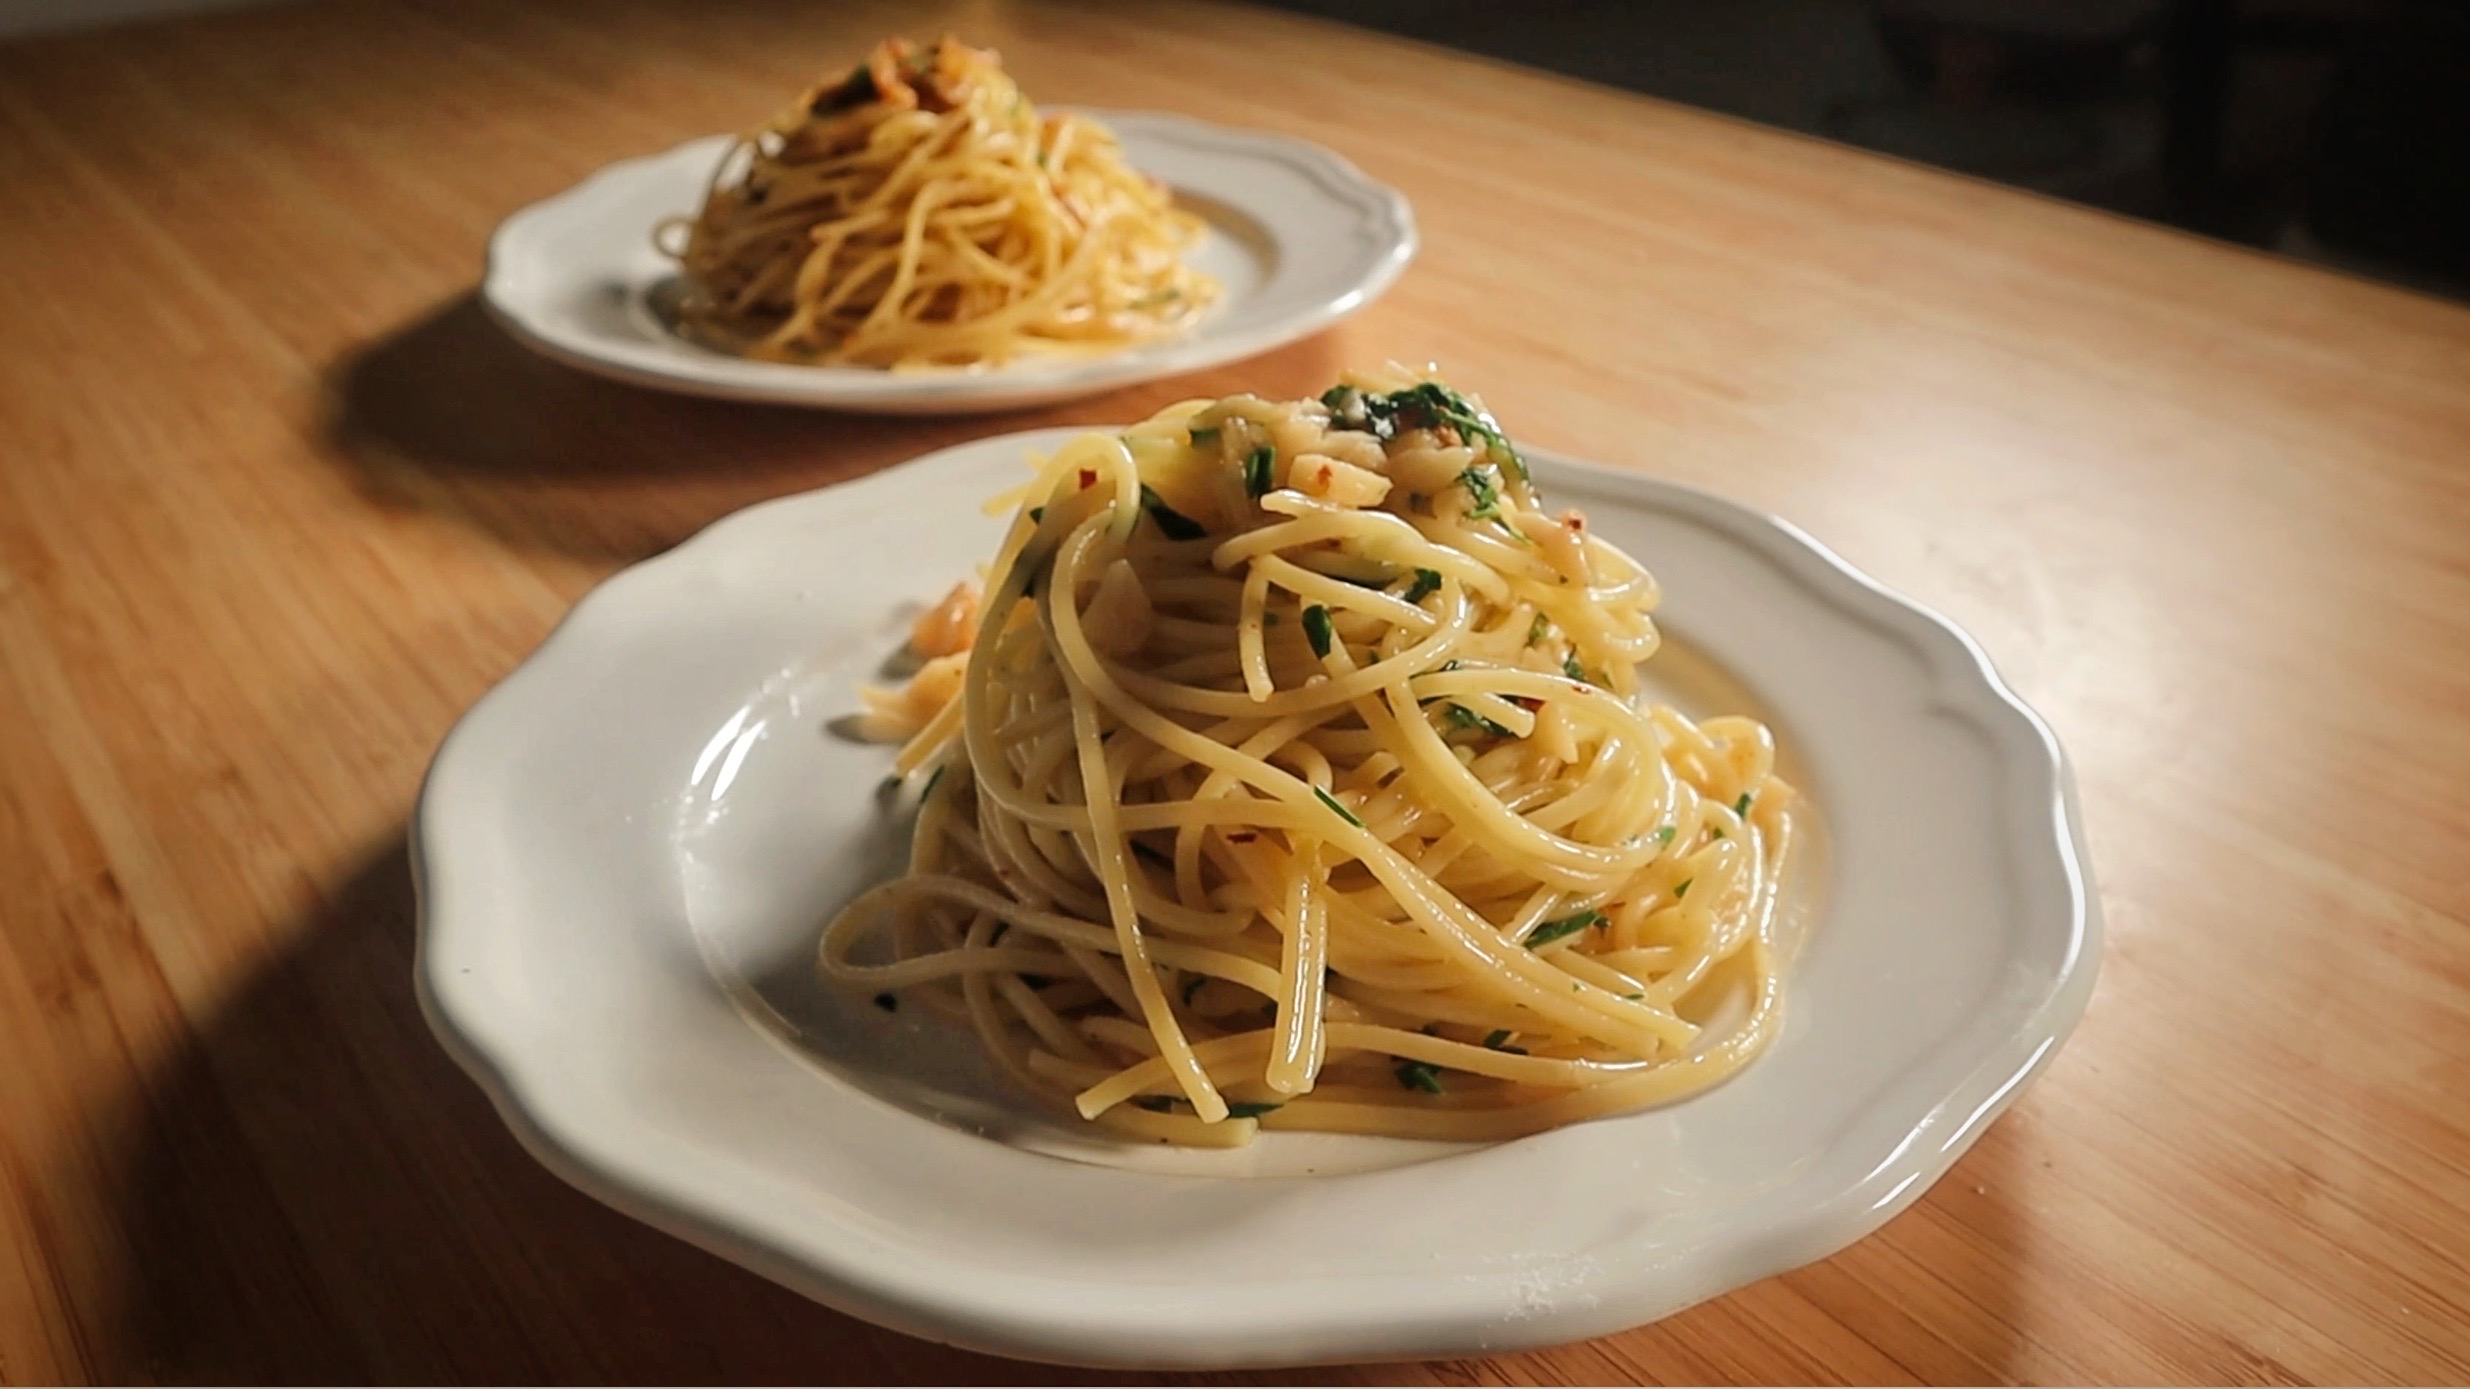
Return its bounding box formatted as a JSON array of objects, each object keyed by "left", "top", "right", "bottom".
[
  {"left": 318, "top": 292, "right": 1347, "bottom": 565},
  {"left": 91, "top": 835, "right": 1184, "bottom": 1384}
]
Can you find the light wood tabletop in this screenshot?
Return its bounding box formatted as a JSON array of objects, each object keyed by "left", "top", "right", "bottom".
[{"left": 2, "top": 0, "right": 2466, "bottom": 1382}]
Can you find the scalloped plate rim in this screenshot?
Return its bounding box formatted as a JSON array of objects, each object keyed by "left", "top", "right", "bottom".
[{"left": 412, "top": 432, "right": 2101, "bottom": 1367}]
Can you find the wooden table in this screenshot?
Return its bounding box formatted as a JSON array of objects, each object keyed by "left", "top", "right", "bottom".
[{"left": 2, "top": 0, "right": 2465, "bottom": 1382}]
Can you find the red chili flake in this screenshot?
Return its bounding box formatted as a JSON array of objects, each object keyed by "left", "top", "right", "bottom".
[
  {"left": 1508, "top": 696, "right": 1542, "bottom": 711},
  {"left": 1562, "top": 509, "right": 1587, "bottom": 533},
  {"left": 1078, "top": 468, "right": 1098, "bottom": 489}
]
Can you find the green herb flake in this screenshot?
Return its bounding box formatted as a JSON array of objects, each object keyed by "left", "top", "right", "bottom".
[
  {"left": 1132, "top": 1095, "right": 1179, "bottom": 1113},
  {"left": 1225, "top": 1100, "right": 1285, "bottom": 1119},
  {"left": 1395, "top": 1059, "right": 1445, "bottom": 1093},
  {"left": 1623, "top": 992, "right": 1646, "bottom": 1000},
  {"left": 872, "top": 993, "right": 899, "bottom": 1012},
  {"left": 1674, "top": 879, "right": 1693, "bottom": 900},
  {"left": 1138, "top": 483, "right": 1208, "bottom": 540},
  {"left": 1564, "top": 653, "right": 1589, "bottom": 683},
  {"left": 1401, "top": 568, "right": 1443, "bottom": 604},
  {"left": 1303, "top": 604, "right": 1336, "bottom": 658},
  {"left": 1481, "top": 1028, "right": 1528, "bottom": 1055},
  {"left": 1311, "top": 785, "right": 1364, "bottom": 828},
  {"left": 1244, "top": 444, "right": 1275, "bottom": 498},
  {"left": 1524, "top": 908, "right": 1606, "bottom": 948},
  {"left": 1445, "top": 703, "right": 1512, "bottom": 737},
  {"left": 1735, "top": 792, "right": 1754, "bottom": 817},
  {"left": 1347, "top": 382, "right": 1530, "bottom": 483},
  {"left": 1458, "top": 465, "right": 1504, "bottom": 521},
  {"left": 1027, "top": 505, "right": 1045, "bottom": 522},
  {"left": 1655, "top": 825, "right": 1677, "bottom": 845},
  {"left": 1527, "top": 613, "right": 1552, "bottom": 646},
  {"left": 1188, "top": 425, "right": 1221, "bottom": 448}
]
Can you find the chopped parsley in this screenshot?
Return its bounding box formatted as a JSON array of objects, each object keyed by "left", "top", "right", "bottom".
[
  {"left": 1322, "top": 381, "right": 1529, "bottom": 483},
  {"left": 1395, "top": 1059, "right": 1445, "bottom": 1093},
  {"left": 1027, "top": 505, "right": 1044, "bottom": 522},
  {"left": 1312, "top": 785, "right": 1363, "bottom": 827},
  {"left": 1674, "top": 879, "right": 1693, "bottom": 900},
  {"left": 1244, "top": 444, "right": 1275, "bottom": 498},
  {"left": 1527, "top": 613, "right": 1552, "bottom": 646},
  {"left": 1564, "top": 653, "right": 1589, "bottom": 683},
  {"left": 1735, "top": 792, "right": 1754, "bottom": 817},
  {"left": 1302, "top": 604, "right": 1336, "bottom": 657},
  {"left": 1457, "top": 465, "right": 1504, "bottom": 521},
  {"left": 1225, "top": 1100, "right": 1285, "bottom": 1119},
  {"left": 1138, "top": 484, "right": 1207, "bottom": 540},
  {"left": 872, "top": 993, "right": 899, "bottom": 1012},
  {"left": 1189, "top": 425, "right": 1220, "bottom": 448},
  {"left": 1401, "top": 568, "right": 1443, "bottom": 604},
  {"left": 1482, "top": 1028, "right": 1527, "bottom": 1055},
  {"left": 1525, "top": 908, "right": 1606, "bottom": 948},
  {"left": 1445, "top": 703, "right": 1512, "bottom": 737},
  {"left": 1655, "top": 825, "right": 1677, "bottom": 845}
]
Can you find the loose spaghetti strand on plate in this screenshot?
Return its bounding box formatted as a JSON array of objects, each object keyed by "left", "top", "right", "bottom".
[
  {"left": 823, "top": 372, "right": 1802, "bottom": 1145},
  {"left": 658, "top": 36, "right": 1216, "bottom": 370}
]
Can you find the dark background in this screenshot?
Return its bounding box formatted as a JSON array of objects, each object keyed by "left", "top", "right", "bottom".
[{"left": 1264, "top": 0, "right": 2470, "bottom": 301}]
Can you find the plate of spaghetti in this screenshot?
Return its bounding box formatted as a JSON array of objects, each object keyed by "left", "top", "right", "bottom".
[
  {"left": 414, "top": 373, "right": 2100, "bottom": 1367},
  {"left": 480, "top": 38, "right": 1414, "bottom": 414}
]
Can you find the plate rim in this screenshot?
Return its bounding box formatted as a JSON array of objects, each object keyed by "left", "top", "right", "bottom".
[
  {"left": 479, "top": 111, "right": 1419, "bottom": 412},
  {"left": 413, "top": 431, "right": 2102, "bottom": 1367}
]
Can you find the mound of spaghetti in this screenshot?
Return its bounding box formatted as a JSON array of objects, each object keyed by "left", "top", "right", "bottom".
[
  {"left": 658, "top": 36, "right": 1215, "bottom": 369},
  {"left": 825, "top": 372, "right": 1799, "bottom": 1146}
]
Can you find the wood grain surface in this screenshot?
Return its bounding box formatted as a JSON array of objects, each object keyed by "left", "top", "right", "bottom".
[{"left": 2, "top": 0, "right": 2466, "bottom": 1382}]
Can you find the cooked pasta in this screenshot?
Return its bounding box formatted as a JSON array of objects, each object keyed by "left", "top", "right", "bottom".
[
  {"left": 822, "top": 371, "right": 1801, "bottom": 1146},
  {"left": 657, "top": 36, "right": 1215, "bottom": 369}
]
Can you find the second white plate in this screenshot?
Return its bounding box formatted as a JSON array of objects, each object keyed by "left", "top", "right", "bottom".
[
  {"left": 481, "top": 114, "right": 1416, "bottom": 414},
  {"left": 414, "top": 426, "right": 2100, "bottom": 1368}
]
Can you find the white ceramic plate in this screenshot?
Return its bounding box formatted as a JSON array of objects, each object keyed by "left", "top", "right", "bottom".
[
  {"left": 480, "top": 115, "right": 1415, "bottom": 414},
  {"left": 413, "top": 429, "right": 2100, "bottom": 1369}
]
